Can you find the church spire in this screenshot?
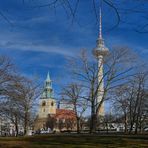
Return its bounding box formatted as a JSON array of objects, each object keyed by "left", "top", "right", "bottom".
[
  {"left": 41, "top": 72, "right": 53, "bottom": 99},
  {"left": 46, "top": 71, "right": 51, "bottom": 82}
]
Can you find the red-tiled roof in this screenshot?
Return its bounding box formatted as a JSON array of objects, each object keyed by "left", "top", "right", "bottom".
[{"left": 55, "top": 109, "right": 76, "bottom": 120}]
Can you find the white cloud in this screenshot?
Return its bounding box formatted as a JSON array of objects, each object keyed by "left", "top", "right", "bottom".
[{"left": 0, "top": 40, "right": 77, "bottom": 57}]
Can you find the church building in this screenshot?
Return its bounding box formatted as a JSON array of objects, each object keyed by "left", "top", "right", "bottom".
[{"left": 34, "top": 72, "right": 76, "bottom": 132}]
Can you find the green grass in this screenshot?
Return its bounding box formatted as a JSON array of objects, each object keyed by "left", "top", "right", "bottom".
[{"left": 0, "top": 134, "right": 148, "bottom": 148}]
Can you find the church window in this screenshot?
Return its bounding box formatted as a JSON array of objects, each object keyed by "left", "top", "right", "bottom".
[
  {"left": 51, "top": 102, "right": 54, "bottom": 106},
  {"left": 42, "top": 101, "right": 46, "bottom": 106}
]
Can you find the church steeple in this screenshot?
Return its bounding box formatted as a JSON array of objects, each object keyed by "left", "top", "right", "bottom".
[
  {"left": 41, "top": 72, "right": 53, "bottom": 99},
  {"left": 45, "top": 71, "right": 52, "bottom": 89},
  {"left": 46, "top": 71, "right": 51, "bottom": 82},
  {"left": 37, "top": 72, "right": 56, "bottom": 122}
]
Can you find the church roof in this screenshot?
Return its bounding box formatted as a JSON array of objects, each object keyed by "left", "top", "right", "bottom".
[{"left": 55, "top": 109, "right": 76, "bottom": 120}]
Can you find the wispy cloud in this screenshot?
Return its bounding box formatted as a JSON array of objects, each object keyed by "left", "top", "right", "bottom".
[{"left": 0, "top": 40, "right": 75, "bottom": 57}]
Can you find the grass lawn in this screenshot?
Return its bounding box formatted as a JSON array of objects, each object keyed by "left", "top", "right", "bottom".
[{"left": 0, "top": 134, "right": 148, "bottom": 148}]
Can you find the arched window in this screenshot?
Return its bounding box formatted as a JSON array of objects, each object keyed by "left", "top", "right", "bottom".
[
  {"left": 42, "top": 101, "right": 46, "bottom": 106},
  {"left": 51, "top": 101, "right": 54, "bottom": 106}
]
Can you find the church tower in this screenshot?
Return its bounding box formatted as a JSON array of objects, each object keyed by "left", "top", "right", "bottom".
[
  {"left": 38, "top": 72, "right": 56, "bottom": 118},
  {"left": 34, "top": 72, "right": 56, "bottom": 130},
  {"left": 93, "top": 8, "right": 109, "bottom": 116}
]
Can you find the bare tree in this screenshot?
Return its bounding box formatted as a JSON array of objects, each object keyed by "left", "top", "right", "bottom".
[
  {"left": 21, "top": 0, "right": 148, "bottom": 33},
  {"left": 0, "top": 56, "right": 20, "bottom": 136},
  {"left": 113, "top": 85, "right": 130, "bottom": 133},
  {"left": 102, "top": 113, "right": 113, "bottom": 134},
  {"left": 67, "top": 47, "right": 136, "bottom": 133},
  {"left": 0, "top": 56, "right": 14, "bottom": 94},
  {"left": 0, "top": 98, "right": 22, "bottom": 136},
  {"left": 113, "top": 71, "right": 148, "bottom": 134},
  {"left": 61, "top": 83, "right": 88, "bottom": 133},
  {"left": 0, "top": 0, "right": 148, "bottom": 34},
  {"left": 0, "top": 73, "right": 40, "bottom": 136},
  {"left": 46, "top": 115, "right": 56, "bottom": 131},
  {"left": 129, "top": 72, "right": 148, "bottom": 134},
  {"left": 19, "top": 78, "right": 40, "bottom": 135}
]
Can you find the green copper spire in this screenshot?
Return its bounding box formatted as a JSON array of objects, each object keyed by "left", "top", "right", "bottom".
[
  {"left": 45, "top": 72, "right": 52, "bottom": 88},
  {"left": 46, "top": 71, "right": 51, "bottom": 82},
  {"left": 41, "top": 72, "right": 53, "bottom": 99}
]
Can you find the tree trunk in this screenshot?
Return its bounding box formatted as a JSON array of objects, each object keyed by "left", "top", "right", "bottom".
[
  {"left": 134, "top": 114, "right": 139, "bottom": 134},
  {"left": 106, "top": 122, "right": 108, "bottom": 134},
  {"left": 129, "top": 119, "right": 134, "bottom": 134},
  {"left": 90, "top": 106, "right": 96, "bottom": 134},
  {"left": 14, "top": 116, "right": 18, "bottom": 137},
  {"left": 24, "top": 111, "right": 29, "bottom": 135},
  {"left": 124, "top": 112, "right": 127, "bottom": 133},
  {"left": 129, "top": 113, "right": 136, "bottom": 134},
  {"left": 76, "top": 117, "right": 80, "bottom": 133}
]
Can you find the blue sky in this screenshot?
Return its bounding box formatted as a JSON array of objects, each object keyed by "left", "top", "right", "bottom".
[{"left": 0, "top": 0, "right": 148, "bottom": 101}]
